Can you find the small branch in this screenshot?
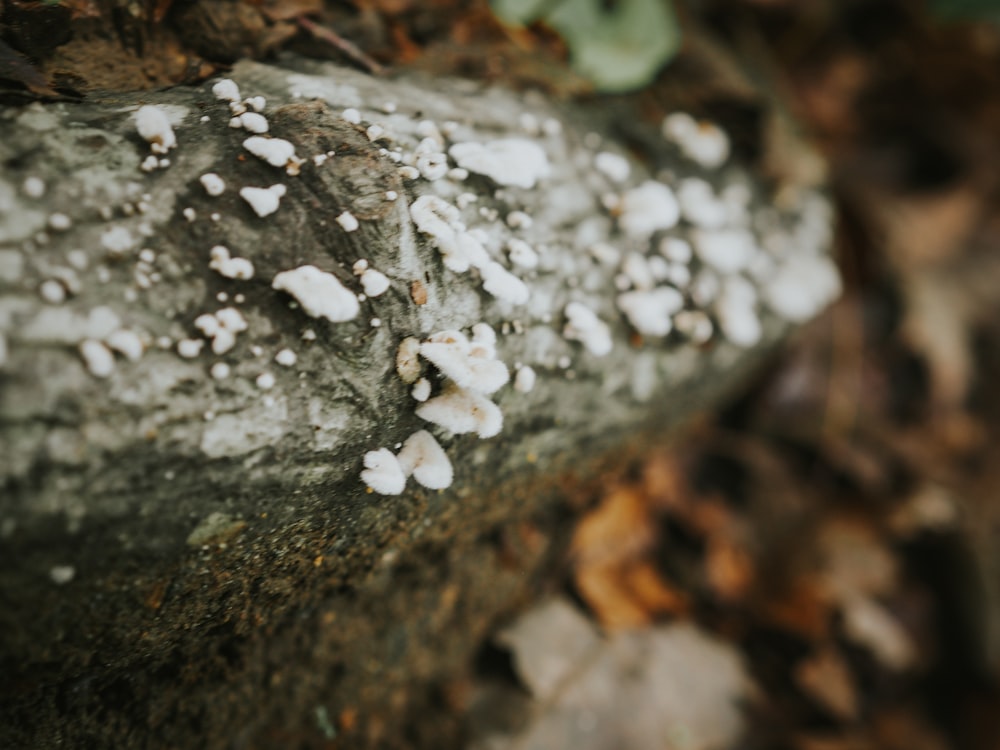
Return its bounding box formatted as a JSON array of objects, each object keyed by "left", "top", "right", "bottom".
[{"left": 296, "top": 16, "right": 385, "bottom": 76}]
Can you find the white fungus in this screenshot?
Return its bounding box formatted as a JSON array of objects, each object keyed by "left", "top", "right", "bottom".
[
  {"left": 662, "top": 112, "right": 730, "bottom": 169},
  {"left": 195, "top": 307, "right": 248, "bottom": 355},
  {"left": 239, "top": 112, "right": 269, "bottom": 133},
  {"left": 411, "top": 377, "right": 432, "bottom": 402},
  {"left": 693, "top": 228, "right": 758, "bottom": 274},
  {"left": 507, "top": 238, "right": 538, "bottom": 269},
  {"left": 101, "top": 226, "right": 134, "bottom": 256},
  {"left": 448, "top": 139, "right": 551, "bottom": 189},
  {"left": 415, "top": 384, "right": 503, "bottom": 438},
  {"left": 506, "top": 210, "right": 533, "bottom": 229},
  {"left": 764, "top": 254, "right": 841, "bottom": 323},
  {"left": 563, "top": 302, "right": 612, "bottom": 357},
  {"left": 715, "top": 276, "right": 762, "bottom": 348},
  {"left": 49, "top": 565, "right": 75, "bottom": 585},
  {"left": 594, "top": 151, "right": 631, "bottom": 183},
  {"left": 271, "top": 265, "right": 360, "bottom": 322},
  {"left": 275, "top": 348, "right": 297, "bottom": 367},
  {"left": 674, "top": 309, "right": 714, "bottom": 344},
  {"left": 677, "top": 178, "right": 729, "bottom": 229},
  {"left": 210, "top": 362, "right": 231, "bottom": 380},
  {"left": 618, "top": 181, "right": 680, "bottom": 239},
  {"left": 336, "top": 211, "right": 359, "bottom": 232},
  {"left": 106, "top": 329, "right": 144, "bottom": 361},
  {"left": 240, "top": 184, "right": 286, "bottom": 218},
  {"left": 48, "top": 213, "right": 71, "bottom": 231},
  {"left": 360, "top": 268, "right": 390, "bottom": 297},
  {"left": 361, "top": 448, "right": 407, "bottom": 495},
  {"left": 247, "top": 95, "right": 266, "bottom": 112},
  {"left": 366, "top": 123, "right": 385, "bottom": 141},
  {"left": 513, "top": 365, "right": 536, "bottom": 393},
  {"left": 617, "top": 287, "right": 684, "bottom": 337},
  {"left": 135, "top": 105, "right": 177, "bottom": 154},
  {"left": 396, "top": 337, "right": 423, "bottom": 384},
  {"left": 341, "top": 107, "right": 361, "bottom": 124},
  {"left": 212, "top": 78, "right": 241, "bottom": 103},
  {"left": 39, "top": 279, "right": 66, "bottom": 304},
  {"left": 480, "top": 262, "right": 530, "bottom": 305},
  {"left": 256, "top": 372, "right": 276, "bottom": 390},
  {"left": 397, "top": 430, "right": 453, "bottom": 490},
  {"left": 409, "top": 195, "right": 489, "bottom": 273},
  {"left": 209, "top": 245, "right": 255, "bottom": 280},
  {"left": 177, "top": 338, "right": 204, "bottom": 358},
  {"left": 23, "top": 176, "right": 45, "bottom": 199},
  {"left": 659, "top": 237, "right": 693, "bottom": 263},
  {"left": 80, "top": 339, "right": 115, "bottom": 378},
  {"left": 243, "top": 136, "right": 297, "bottom": 168},
  {"left": 419, "top": 333, "right": 509, "bottom": 394},
  {"left": 200, "top": 173, "right": 225, "bottom": 196}
]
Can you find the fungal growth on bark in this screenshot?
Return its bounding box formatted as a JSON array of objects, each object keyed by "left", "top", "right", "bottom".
[{"left": 0, "top": 57, "right": 838, "bottom": 748}]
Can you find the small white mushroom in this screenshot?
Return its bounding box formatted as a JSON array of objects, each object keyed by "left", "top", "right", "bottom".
[
  {"left": 360, "top": 268, "right": 390, "bottom": 297},
  {"left": 448, "top": 139, "right": 551, "bottom": 189},
  {"left": 563, "top": 302, "right": 612, "bottom": 357},
  {"left": 618, "top": 181, "right": 680, "bottom": 239},
  {"left": 272, "top": 265, "right": 360, "bottom": 322},
  {"left": 480, "top": 262, "right": 530, "bottom": 305},
  {"left": 243, "top": 136, "right": 297, "bottom": 168},
  {"left": 396, "top": 430, "right": 453, "bottom": 490},
  {"left": 415, "top": 384, "right": 503, "bottom": 438},
  {"left": 336, "top": 211, "right": 359, "bottom": 232},
  {"left": 80, "top": 339, "right": 115, "bottom": 378},
  {"left": 200, "top": 173, "right": 225, "bottom": 196},
  {"left": 240, "top": 184, "right": 286, "bottom": 218},
  {"left": 209, "top": 245, "right": 255, "bottom": 280},
  {"left": 617, "top": 287, "right": 684, "bottom": 337},
  {"left": 212, "top": 78, "right": 241, "bottom": 103},
  {"left": 396, "top": 337, "right": 423, "bottom": 384},
  {"left": 361, "top": 448, "right": 406, "bottom": 495},
  {"left": 135, "top": 105, "right": 176, "bottom": 154}
]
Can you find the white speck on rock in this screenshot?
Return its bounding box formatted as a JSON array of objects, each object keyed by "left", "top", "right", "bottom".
[
  {"left": 448, "top": 138, "right": 551, "bottom": 189},
  {"left": 135, "top": 105, "right": 177, "bottom": 154},
  {"left": 272, "top": 265, "right": 360, "bottom": 322},
  {"left": 619, "top": 181, "right": 680, "bottom": 239},
  {"left": 361, "top": 448, "right": 406, "bottom": 495},
  {"left": 563, "top": 302, "right": 612, "bottom": 357}
]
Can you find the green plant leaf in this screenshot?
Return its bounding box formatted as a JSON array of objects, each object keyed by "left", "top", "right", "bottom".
[{"left": 491, "top": 0, "right": 681, "bottom": 93}]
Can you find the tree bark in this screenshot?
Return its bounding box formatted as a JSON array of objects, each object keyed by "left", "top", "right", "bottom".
[{"left": 0, "top": 56, "right": 835, "bottom": 748}]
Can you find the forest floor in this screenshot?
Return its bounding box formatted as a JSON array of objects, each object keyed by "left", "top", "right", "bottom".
[{"left": 4, "top": 1, "right": 1000, "bottom": 748}]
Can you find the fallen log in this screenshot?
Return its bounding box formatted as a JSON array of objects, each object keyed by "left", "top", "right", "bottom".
[{"left": 0, "top": 56, "right": 838, "bottom": 748}]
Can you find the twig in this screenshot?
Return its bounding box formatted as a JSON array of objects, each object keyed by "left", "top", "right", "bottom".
[{"left": 297, "top": 16, "right": 385, "bottom": 76}]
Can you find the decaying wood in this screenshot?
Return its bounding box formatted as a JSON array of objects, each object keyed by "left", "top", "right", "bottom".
[{"left": 0, "top": 57, "right": 835, "bottom": 747}]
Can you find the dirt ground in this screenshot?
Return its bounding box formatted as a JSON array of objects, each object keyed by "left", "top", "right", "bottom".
[{"left": 4, "top": 0, "right": 1000, "bottom": 747}]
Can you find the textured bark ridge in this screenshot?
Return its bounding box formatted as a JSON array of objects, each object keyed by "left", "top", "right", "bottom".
[{"left": 0, "top": 57, "right": 837, "bottom": 747}]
